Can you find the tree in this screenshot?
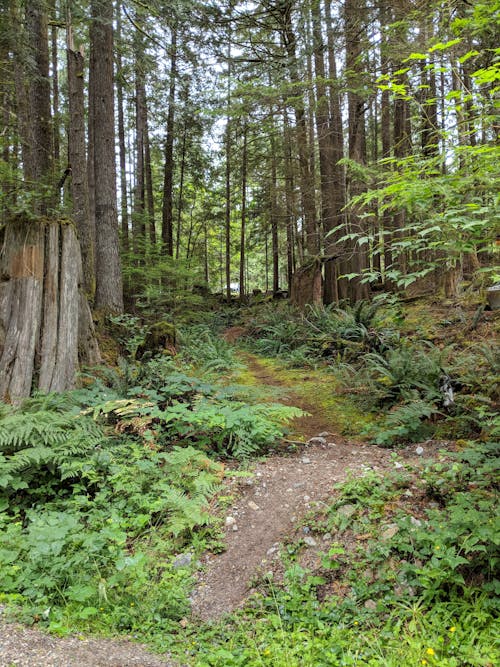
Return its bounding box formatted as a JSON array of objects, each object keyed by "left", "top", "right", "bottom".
[
  {"left": 0, "top": 0, "right": 99, "bottom": 402},
  {"left": 90, "top": 0, "right": 123, "bottom": 314}
]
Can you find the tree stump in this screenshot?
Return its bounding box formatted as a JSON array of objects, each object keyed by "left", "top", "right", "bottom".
[{"left": 0, "top": 217, "right": 100, "bottom": 402}]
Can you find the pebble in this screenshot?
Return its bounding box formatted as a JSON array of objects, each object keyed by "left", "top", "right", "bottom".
[
  {"left": 364, "top": 599, "right": 377, "bottom": 611},
  {"left": 172, "top": 552, "right": 193, "bottom": 569},
  {"left": 416, "top": 446, "right": 424, "bottom": 455},
  {"left": 381, "top": 524, "right": 399, "bottom": 540},
  {"left": 225, "top": 516, "right": 236, "bottom": 527},
  {"left": 322, "top": 533, "right": 332, "bottom": 541},
  {"left": 248, "top": 501, "right": 260, "bottom": 511},
  {"left": 337, "top": 503, "right": 356, "bottom": 519},
  {"left": 304, "top": 536, "right": 317, "bottom": 547},
  {"left": 394, "top": 462, "right": 404, "bottom": 469},
  {"left": 410, "top": 516, "right": 422, "bottom": 527},
  {"left": 301, "top": 457, "right": 311, "bottom": 464},
  {"left": 307, "top": 436, "right": 327, "bottom": 446},
  {"left": 318, "top": 431, "right": 330, "bottom": 438}
]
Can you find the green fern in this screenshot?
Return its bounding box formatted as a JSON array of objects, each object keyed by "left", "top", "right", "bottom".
[{"left": 0, "top": 407, "right": 103, "bottom": 493}]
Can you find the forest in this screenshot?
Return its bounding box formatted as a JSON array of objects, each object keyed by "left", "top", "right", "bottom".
[{"left": 0, "top": 0, "right": 498, "bottom": 665}]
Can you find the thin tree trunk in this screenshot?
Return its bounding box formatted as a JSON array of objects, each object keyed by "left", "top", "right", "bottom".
[
  {"left": 324, "top": 0, "right": 347, "bottom": 303},
  {"left": 283, "top": 106, "right": 296, "bottom": 289},
  {"left": 162, "top": 26, "right": 177, "bottom": 256},
  {"left": 225, "top": 117, "right": 231, "bottom": 302},
  {"left": 270, "top": 121, "right": 279, "bottom": 295},
  {"left": 144, "top": 110, "right": 156, "bottom": 246},
  {"left": 133, "top": 53, "right": 146, "bottom": 258},
  {"left": 176, "top": 127, "right": 187, "bottom": 258},
  {"left": 224, "top": 33, "right": 232, "bottom": 302},
  {"left": 116, "top": 1, "right": 129, "bottom": 253},
  {"left": 345, "top": 0, "right": 370, "bottom": 302},
  {"left": 239, "top": 123, "right": 247, "bottom": 301}
]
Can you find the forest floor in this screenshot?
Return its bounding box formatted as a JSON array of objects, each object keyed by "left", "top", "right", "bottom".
[{"left": 0, "top": 314, "right": 484, "bottom": 666}]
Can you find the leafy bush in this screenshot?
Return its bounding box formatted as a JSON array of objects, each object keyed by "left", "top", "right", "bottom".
[
  {"left": 0, "top": 404, "right": 103, "bottom": 506},
  {"left": 0, "top": 394, "right": 223, "bottom": 628},
  {"left": 91, "top": 393, "right": 302, "bottom": 459},
  {"left": 244, "top": 299, "right": 396, "bottom": 365}
]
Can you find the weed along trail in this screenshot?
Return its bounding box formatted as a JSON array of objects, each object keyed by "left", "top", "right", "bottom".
[{"left": 190, "top": 350, "right": 393, "bottom": 621}]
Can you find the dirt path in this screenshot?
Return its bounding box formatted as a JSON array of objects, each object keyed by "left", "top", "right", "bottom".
[
  {"left": 190, "top": 352, "right": 393, "bottom": 621},
  {"left": 0, "top": 350, "right": 393, "bottom": 664},
  {"left": 0, "top": 610, "right": 174, "bottom": 667}
]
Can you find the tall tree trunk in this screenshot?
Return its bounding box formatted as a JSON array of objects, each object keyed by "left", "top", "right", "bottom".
[
  {"left": 270, "top": 120, "right": 279, "bottom": 295},
  {"left": 283, "top": 106, "right": 297, "bottom": 289},
  {"left": 279, "top": 1, "right": 318, "bottom": 257},
  {"left": 224, "top": 116, "right": 231, "bottom": 302},
  {"left": 25, "top": 0, "right": 53, "bottom": 209},
  {"left": 239, "top": 123, "right": 247, "bottom": 301},
  {"left": 161, "top": 26, "right": 177, "bottom": 256},
  {"left": 90, "top": 0, "right": 123, "bottom": 314},
  {"left": 311, "top": 0, "right": 337, "bottom": 304},
  {"left": 67, "top": 20, "right": 94, "bottom": 298},
  {"left": 132, "top": 48, "right": 146, "bottom": 259},
  {"left": 345, "top": 0, "right": 370, "bottom": 302},
  {"left": 176, "top": 126, "right": 187, "bottom": 259},
  {"left": 224, "top": 33, "right": 232, "bottom": 303},
  {"left": 116, "top": 1, "right": 129, "bottom": 253},
  {"left": 324, "top": 0, "right": 347, "bottom": 303},
  {"left": 50, "top": 4, "right": 60, "bottom": 167},
  {"left": 144, "top": 110, "right": 156, "bottom": 246}
]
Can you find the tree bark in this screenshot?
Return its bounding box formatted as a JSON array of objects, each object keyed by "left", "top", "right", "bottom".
[
  {"left": 279, "top": 1, "right": 318, "bottom": 257},
  {"left": 324, "top": 0, "right": 347, "bottom": 303},
  {"left": 67, "top": 24, "right": 94, "bottom": 298},
  {"left": 345, "top": 0, "right": 370, "bottom": 302},
  {"left": 239, "top": 123, "right": 247, "bottom": 301},
  {"left": 270, "top": 121, "right": 279, "bottom": 295},
  {"left": 162, "top": 26, "right": 178, "bottom": 256},
  {"left": 90, "top": 0, "right": 123, "bottom": 314},
  {"left": 116, "top": 1, "right": 129, "bottom": 253}
]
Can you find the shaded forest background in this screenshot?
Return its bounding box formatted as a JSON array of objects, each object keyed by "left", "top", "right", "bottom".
[{"left": 0, "top": 0, "right": 498, "bottom": 399}]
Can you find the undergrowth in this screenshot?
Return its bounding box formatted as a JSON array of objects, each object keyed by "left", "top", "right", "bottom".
[
  {"left": 168, "top": 437, "right": 499, "bottom": 666},
  {"left": 1, "top": 298, "right": 497, "bottom": 665},
  {"left": 0, "top": 326, "right": 300, "bottom": 633},
  {"left": 241, "top": 299, "right": 498, "bottom": 447}
]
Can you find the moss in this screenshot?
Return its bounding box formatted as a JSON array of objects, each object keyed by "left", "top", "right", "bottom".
[
  {"left": 148, "top": 321, "right": 176, "bottom": 346},
  {"left": 239, "top": 353, "right": 374, "bottom": 441},
  {"left": 137, "top": 321, "right": 177, "bottom": 358}
]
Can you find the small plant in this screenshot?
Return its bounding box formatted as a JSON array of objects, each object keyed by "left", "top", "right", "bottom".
[{"left": 364, "top": 400, "right": 439, "bottom": 446}]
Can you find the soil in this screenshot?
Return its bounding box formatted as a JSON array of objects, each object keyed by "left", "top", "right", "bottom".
[
  {"left": 0, "top": 610, "right": 174, "bottom": 667},
  {"left": 189, "top": 351, "right": 396, "bottom": 621},
  {"left": 0, "top": 331, "right": 460, "bottom": 663}
]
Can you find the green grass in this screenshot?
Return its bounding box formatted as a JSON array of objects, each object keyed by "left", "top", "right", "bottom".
[{"left": 162, "top": 441, "right": 499, "bottom": 666}]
